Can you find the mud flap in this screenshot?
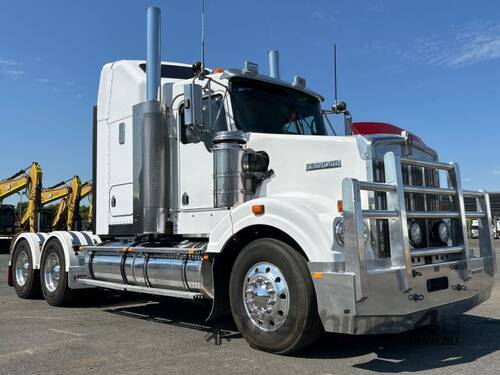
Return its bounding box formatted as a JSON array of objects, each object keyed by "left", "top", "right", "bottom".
[{"left": 206, "top": 256, "right": 231, "bottom": 321}]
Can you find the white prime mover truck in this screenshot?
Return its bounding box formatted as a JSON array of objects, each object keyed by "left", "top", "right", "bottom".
[{"left": 7, "top": 7, "right": 497, "bottom": 354}]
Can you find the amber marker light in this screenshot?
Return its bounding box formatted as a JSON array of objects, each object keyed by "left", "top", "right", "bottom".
[
  {"left": 252, "top": 204, "right": 265, "bottom": 215},
  {"left": 337, "top": 200, "right": 343, "bottom": 213}
]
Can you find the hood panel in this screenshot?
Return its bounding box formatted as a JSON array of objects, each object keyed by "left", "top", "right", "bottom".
[{"left": 245, "top": 133, "right": 368, "bottom": 204}]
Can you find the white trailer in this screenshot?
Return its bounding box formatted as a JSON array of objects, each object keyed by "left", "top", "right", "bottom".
[
  {"left": 7, "top": 7, "right": 497, "bottom": 354},
  {"left": 471, "top": 219, "right": 480, "bottom": 239},
  {"left": 494, "top": 218, "right": 500, "bottom": 239}
]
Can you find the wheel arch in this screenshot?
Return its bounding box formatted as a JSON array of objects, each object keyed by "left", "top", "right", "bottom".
[
  {"left": 9, "top": 232, "right": 49, "bottom": 270},
  {"left": 207, "top": 195, "right": 336, "bottom": 263},
  {"left": 207, "top": 224, "right": 311, "bottom": 321},
  {"left": 40, "top": 231, "right": 100, "bottom": 272}
]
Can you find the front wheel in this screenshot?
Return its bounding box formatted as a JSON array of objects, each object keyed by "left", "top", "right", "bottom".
[
  {"left": 40, "top": 239, "right": 76, "bottom": 306},
  {"left": 229, "top": 238, "right": 322, "bottom": 354}
]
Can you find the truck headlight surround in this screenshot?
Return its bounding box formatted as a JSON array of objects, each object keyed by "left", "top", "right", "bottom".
[{"left": 409, "top": 221, "right": 423, "bottom": 247}]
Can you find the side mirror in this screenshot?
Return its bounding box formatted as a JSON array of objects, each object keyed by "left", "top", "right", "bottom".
[
  {"left": 330, "top": 101, "right": 352, "bottom": 136},
  {"left": 185, "top": 125, "right": 201, "bottom": 144},
  {"left": 183, "top": 83, "right": 203, "bottom": 127}
]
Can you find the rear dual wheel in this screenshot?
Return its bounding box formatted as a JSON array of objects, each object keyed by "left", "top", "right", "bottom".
[
  {"left": 12, "top": 239, "right": 41, "bottom": 299},
  {"left": 39, "top": 239, "right": 77, "bottom": 306}
]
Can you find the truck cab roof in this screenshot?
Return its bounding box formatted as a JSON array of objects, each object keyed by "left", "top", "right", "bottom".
[{"left": 97, "top": 60, "right": 324, "bottom": 126}]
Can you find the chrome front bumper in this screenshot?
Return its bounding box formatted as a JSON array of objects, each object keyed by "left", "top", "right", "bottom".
[
  {"left": 309, "top": 257, "right": 494, "bottom": 334},
  {"left": 311, "top": 151, "right": 496, "bottom": 335}
]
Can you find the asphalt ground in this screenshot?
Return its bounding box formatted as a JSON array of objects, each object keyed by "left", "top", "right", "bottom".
[{"left": 1, "top": 240, "right": 500, "bottom": 375}]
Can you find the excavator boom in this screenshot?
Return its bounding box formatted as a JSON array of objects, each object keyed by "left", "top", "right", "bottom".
[
  {"left": 0, "top": 162, "right": 41, "bottom": 204},
  {"left": 1, "top": 162, "right": 42, "bottom": 233}
]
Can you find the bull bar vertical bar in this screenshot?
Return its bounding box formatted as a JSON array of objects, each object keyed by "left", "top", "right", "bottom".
[
  {"left": 383, "top": 152, "right": 413, "bottom": 291},
  {"left": 342, "top": 178, "right": 368, "bottom": 300},
  {"left": 477, "top": 191, "right": 496, "bottom": 274},
  {"left": 449, "top": 162, "right": 471, "bottom": 276}
]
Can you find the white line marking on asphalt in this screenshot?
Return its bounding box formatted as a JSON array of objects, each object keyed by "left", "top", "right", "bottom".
[
  {"left": 0, "top": 348, "right": 35, "bottom": 359},
  {"left": 15, "top": 315, "right": 76, "bottom": 321},
  {"left": 49, "top": 328, "right": 87, "bottom": 337}
]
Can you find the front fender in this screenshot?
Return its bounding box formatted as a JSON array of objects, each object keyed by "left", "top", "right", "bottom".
[{"left": 208, "top": 194, "right": 339, "bottom": 262}]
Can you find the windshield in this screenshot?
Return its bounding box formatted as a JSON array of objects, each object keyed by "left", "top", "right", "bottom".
[{"left": 229, "top": 77, "right": 327, "bottom": 135}]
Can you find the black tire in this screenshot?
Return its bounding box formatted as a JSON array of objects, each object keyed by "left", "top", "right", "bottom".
[
  {"left": 40, "top": 239, "right": 77, "bottom": 306},
  {"left": 12, "top": 239, "right": 42, "bottom": 299},
  {"left": 229, "top": 238, "right": 322, "bottom": 354}
]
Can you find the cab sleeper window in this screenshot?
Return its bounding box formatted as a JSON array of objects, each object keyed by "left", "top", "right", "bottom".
[{"left": 180, "top": 95, "right": 228, "bottom": 144}]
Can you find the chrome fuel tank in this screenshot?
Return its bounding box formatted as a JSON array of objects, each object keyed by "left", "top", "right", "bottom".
[{"left": 85, "top": 241, "right": 208, "bottom": 294}]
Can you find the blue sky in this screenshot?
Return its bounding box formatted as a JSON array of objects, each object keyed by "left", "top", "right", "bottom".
[{"left": 1, "top": 0, "right": 499, "bottom": 200}]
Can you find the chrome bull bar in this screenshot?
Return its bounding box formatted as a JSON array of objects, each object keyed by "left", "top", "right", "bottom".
[{"left": 342, "top": 151, "right": 496, "bottom": 302}]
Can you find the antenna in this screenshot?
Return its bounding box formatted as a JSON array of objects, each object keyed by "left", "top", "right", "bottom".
[
  {"left": 334, "top": 43, "right": 338, "bottom": 103},
  {"left": 331, "top": 43, "right": 352, "bottom": 135},
  {"left": 201, "top": 0, "right": 205, "bottom": 76},
  {"left": 331, "top": 43, "right": 346, "bottom": 113}
]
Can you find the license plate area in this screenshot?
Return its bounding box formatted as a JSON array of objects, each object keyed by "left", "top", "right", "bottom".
[{"left": 427, "top": 276, "right": 449, "bottom": 292}]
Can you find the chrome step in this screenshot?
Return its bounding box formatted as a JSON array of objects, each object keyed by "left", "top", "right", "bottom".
[{"left": 79, "top": 279, "right": 205, "bottom": 299}]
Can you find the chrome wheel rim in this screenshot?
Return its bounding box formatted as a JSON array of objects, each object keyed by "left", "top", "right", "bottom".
[
  {"left": 242, "top": 262, "right": 290, "bottom": 332},
  {"left": 15, "top": 250, "right": 30, "bottom": 286},
  {"left": 44, "top": 253, "right": 61, "bottom": 293}
]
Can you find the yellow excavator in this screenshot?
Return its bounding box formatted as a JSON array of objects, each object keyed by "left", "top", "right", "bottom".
[
  {"left": 20, "top": 176, "right": 82, "bottom": 232},
  {"left": 0, "top": 162, "right": 42, "bottom": 234},
  {"left": 51, "top": 179, "right": 92, "bottom": 230},
  {"left": 79, "top": 181, "right": 93, "bottom": 230}
]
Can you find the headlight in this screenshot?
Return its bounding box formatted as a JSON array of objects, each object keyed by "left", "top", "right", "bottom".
[
  {"left": 335, "top": 220, "right": 345, "bottom": 246},
  {"left": 409, "top": 221, "right": 423, "bottom": 247},
  {"left": 335, "top": 219, "right": 369, "bottom": 247},
  {"left": 432, "top": 220, "right": 450, "bottom": 244}
]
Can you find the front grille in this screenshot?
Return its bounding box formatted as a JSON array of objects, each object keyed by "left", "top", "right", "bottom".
[{"left": 372, "top": 159, "right": 461, "bottom": 265}]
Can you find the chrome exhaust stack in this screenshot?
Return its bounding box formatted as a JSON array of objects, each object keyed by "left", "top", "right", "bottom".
[
  {"left": 132, "top": 6, "right": 169, "bottom": 234},
  {"left": 146, "top": 6, "right": 161, "bottom": 101},
  {"left": 268, "top": 49, "right": 280, "bottom": 79}
]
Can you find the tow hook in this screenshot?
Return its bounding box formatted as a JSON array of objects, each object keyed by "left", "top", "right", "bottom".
[
  {"left": 452, "top": 284, "right": 467, "bottom": 291},
  {"left": 408, "top": 293, "right": 424, "bottom": 302}
]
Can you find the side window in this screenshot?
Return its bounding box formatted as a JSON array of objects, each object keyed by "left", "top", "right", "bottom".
[
  {"left": 203, "top": 95, "right": 227, "bottom": 133},
  {"left": 180, "top": 95, "right": 227, "bottom": 144}
]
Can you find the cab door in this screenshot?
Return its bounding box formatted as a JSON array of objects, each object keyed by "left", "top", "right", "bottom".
[{"left": 176, "top": 94, "right": 229, "bottom": 210}]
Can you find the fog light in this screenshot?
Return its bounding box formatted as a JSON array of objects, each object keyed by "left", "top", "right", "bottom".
[
  {"left": 409, "top": 221, "right": 423, "bottom": 247},
  {"left": 432, "top": 220, "right": 450, "bottom": 244}
]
